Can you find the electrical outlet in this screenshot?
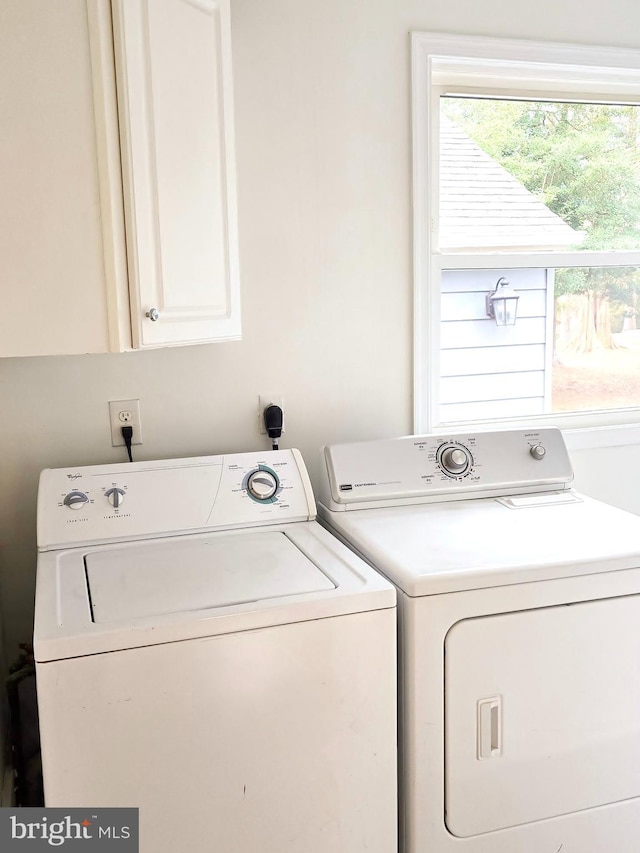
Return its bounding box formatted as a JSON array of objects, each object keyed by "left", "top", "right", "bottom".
[
  {"left": 258, "top": 394, "right": 285, "bottom": 434},
  {"left": 109, "top": 399, "right": 143, "bottom": 447}
]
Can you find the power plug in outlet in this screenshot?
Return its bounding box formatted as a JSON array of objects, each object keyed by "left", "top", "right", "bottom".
[
  {"left": 109, "top": 399, "right": 143, "bottom": 446},
  {"left": 258, "top": 394, "right": 284, "bottom": 434}
]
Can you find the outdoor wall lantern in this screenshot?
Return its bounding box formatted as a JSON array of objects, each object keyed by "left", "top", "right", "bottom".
[{"left": 486, "top": 277, "right": 519, "bottom": 326}]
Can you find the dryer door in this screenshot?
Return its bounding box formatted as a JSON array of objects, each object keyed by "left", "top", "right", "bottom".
[{"left": 445, "top": 595, "right": 640, "bottom": 837}]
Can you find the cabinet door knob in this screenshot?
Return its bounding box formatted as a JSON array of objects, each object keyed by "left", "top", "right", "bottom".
[{"left": 146, "top": 308, "right": 160, "bottom": 322}]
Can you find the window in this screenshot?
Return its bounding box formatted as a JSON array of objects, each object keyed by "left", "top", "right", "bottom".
[{"left": 412, "top": 33, "right": 640, "bottom": 442}]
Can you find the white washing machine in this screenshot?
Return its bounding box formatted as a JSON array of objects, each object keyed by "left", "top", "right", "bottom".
[
  {"left": 34, "top": 449, "right": 397, "bottom": 853},
  {"left": 318, "top": 427, "right": 640, "bottom": 853}
]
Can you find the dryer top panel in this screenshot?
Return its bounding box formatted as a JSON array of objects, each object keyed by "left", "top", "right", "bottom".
[
  {"left": 319, "top": 428, "right": 573, "bottom": 511},
  {"left": 321, "top": 491, "right": 640, "bottom": 596}
]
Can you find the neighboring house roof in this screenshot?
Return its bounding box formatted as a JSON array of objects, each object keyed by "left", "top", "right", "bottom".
[{"left": 440, "top": 116, "right": 584, "bottom": 252}]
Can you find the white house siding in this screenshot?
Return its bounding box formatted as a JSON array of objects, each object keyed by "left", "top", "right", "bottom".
[{"left": 440, "top": 268, "right": 554, "bottom": 423}]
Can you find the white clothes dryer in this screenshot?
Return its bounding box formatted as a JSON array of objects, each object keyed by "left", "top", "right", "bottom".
[
  {"left": 34, "top": 449, "right": 397, "bottom": 853},
  {"left": 318, "top": 427, "right": 640, "bottom": 853}
]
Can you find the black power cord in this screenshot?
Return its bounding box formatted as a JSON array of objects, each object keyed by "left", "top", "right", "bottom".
[
  {"left": 121, "top": 425, "right": 134, "bottom": 462},
  {"left": 264, "top": 404, "right": 283, "bottom": 450}
]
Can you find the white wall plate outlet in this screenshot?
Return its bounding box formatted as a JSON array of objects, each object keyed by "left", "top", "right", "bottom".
[
  {"left": 258, "top": 394, "right": 284, "bottom": 434},
  {"left": 109, "top": 399, "right": 143, "bottom": 446}
]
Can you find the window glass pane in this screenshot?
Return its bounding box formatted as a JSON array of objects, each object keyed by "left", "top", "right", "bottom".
[
  {"left": 440, "top": 97, "right": 640, "bottom": 253},
  {"left": 554, "top": 266, "right": 640, "bottom": 412},
  {"left": 439, "top": 267, "right": 640, "bottom": 424}
]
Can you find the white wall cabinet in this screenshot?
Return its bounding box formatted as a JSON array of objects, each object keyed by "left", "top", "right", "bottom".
[
  {"left": 0, "top": 0, "right": 240, "bottom": 357},
  {"left": 103, "top": 0, "right": 241, "bottom": 349}
]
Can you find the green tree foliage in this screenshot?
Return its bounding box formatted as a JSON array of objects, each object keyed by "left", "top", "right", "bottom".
[{"left": 441, "top": 98, "right": 640, "bottom": 316}]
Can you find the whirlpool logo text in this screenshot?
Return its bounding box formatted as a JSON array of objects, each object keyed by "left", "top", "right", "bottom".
[{"left": 0, "top": 809, "right": 138, "bottom": 851}]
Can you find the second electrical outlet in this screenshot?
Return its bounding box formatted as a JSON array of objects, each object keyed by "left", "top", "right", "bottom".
[{"left": 109, "top": 399, "right": 143, "bottom": 446}]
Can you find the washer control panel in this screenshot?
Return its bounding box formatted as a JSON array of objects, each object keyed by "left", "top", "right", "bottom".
[
  {"left": 321, "top": 428, "right": 573, "bottom": 509},
  {"left": 39, "top": 449, "right": 315, "bottom": 550}
]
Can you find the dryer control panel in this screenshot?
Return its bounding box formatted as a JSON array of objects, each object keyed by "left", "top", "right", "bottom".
[
  {"left": 38, "top": 449, "right": 316, "bottom": 550},
  {"left": 319, "top": 428, "right": 573, "bottom": 511}
]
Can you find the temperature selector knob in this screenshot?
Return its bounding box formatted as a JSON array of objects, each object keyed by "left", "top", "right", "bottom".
[
  {"left": 105, "top": 487, "right": 126, "bottom": 509},
  {"left": 247, "top": 468, "right": 279, "bottom": 502},
  {"left": 63, "top": 491, "right": 89, "bottom": 510},
  {"left": 439, "top": 445, "right": 471, "bottom": 476},
  {"left": 530, "top": 444, "right": 546, "bottom": 460}
]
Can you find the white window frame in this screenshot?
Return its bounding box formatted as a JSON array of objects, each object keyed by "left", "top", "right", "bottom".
[{"left": 412, "top": 32, "right": 640, "bottom": 450}]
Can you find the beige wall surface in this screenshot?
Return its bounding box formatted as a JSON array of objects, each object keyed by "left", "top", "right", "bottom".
[{"left": 2, "top": 0, "right": 640, "bottom": 652}]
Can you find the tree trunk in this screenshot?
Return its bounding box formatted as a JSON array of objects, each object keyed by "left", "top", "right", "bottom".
[
  {"left": 555, "top": 291, "right": 616, "bottom": 354},
  {"left": 594, "top": 293, "right": 614, "bottom": 348}
]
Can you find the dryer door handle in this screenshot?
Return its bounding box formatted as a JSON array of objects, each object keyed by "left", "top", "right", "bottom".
[{"left": 477, "top": 696, "right": 502, "bottom": 760}]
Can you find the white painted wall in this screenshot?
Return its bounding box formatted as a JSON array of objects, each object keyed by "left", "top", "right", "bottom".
[
  {"left": 571, "top": 443, "right": 640, "bottom": 515},
  {"left": 1, "top": 0, "right": 640, "bottom": 656}
]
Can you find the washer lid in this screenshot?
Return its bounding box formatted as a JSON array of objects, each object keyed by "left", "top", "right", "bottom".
[
  {"left": 34, "top": 522, "right": 395, "bottom": 661},
  {"left": 86, "top": 533, "right": 335, "bottom": 623}
]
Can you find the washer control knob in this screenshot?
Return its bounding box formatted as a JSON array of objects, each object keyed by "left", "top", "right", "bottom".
[
  {"left": 105, "top": 487, "right": 126, "bottom": 508},
  {"left": 440, "top": 447, "right": 469, "bottom": 474},
  {"left": 247, "top": 469, "right": 279, "bottom": 501},
  {"left": 63, "top": 491, "right": 89, "bottom": 510},
  {"left": 530, "top": 444, "right": 546, "bottom": 460}
]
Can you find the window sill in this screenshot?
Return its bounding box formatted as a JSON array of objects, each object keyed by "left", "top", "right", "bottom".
[{"left": 563, "top": 423, "right": 640, "bottom": 451}]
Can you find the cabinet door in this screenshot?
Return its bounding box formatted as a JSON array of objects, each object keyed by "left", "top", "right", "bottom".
[{"left": 112, "top": 0, "right": 241, "bottom": 348}]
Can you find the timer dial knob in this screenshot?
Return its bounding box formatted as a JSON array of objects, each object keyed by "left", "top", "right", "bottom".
[
  {"left": 105, "top": 487, "right": 126, "bottom": 508},
  {"left": 247, "top": 469, "right": 279, "bottom": 501},
  {"left": 63, "top": 491, "right": 89, "bottom": 510},
  {"left": 530, "top": 444, "right": 546, "bottom": 460},
  {"left": 439, "top": 446, "right": 471, "bottom": 475}
]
